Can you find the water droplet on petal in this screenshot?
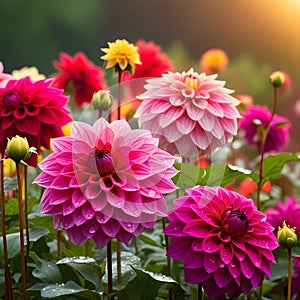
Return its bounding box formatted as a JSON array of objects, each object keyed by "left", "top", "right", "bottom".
[{"left": 148, "top": 190, "right": 156, "bottom": 197}]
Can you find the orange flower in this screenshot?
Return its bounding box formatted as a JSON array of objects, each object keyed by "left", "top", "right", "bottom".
[
  {"left": 199, "top": 48, "right": 229, "bottom": 75},
  {"left": 239, "top": 179, "right": 271, "bottom": 197}
]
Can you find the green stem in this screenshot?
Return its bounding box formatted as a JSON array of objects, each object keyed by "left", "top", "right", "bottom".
[
  {"left": 57, "top": 230, "right": 61, "bottom": 257},
  {"left": 117, "top": 71, "right": 122, "bottom": 120},
  {"left": 16, "top": 163, "right": 27, "bottom": 300},
  {"left": 287, "top": 248, "right": 292, "bottom": 300},
  {"left": 116, "top": 240, "right": 122, "bottom": 289},
  {"left": 1, "top": 158, "right": 13, "bottom": 300},
  {"left": 162, "top": 217, "right": 172, "bottom": 300},
  {"left": 198, "top": 284, "right": 202, "bottom": 300},
  {"left": 24, "top": 165, "right": 30, "bottom": 257},
  {"left": 256, "top": 86, "right": 278, "bottom": 211},
  {"left": 106, "top": 241, "right": 113, "bottom": 295}
]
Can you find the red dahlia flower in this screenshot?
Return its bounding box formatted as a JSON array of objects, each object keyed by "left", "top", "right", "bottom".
[
  {"left": 52, "top": 52, "right": 107, "bottom": 107},
  {"left": 0, "top": 77, "right": 72, "bottom": 166},
  {"left": 164, "top": 186, "right": 278, "bottom": 298}
]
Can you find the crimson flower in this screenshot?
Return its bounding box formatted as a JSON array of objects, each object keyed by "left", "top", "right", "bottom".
[
  {"left": 52, "top": 52, "right": 107, "bottom": 107},
  {"left": 164, "top": 186, "right": 278, "bottom": 298},
  {"left": 0, "top": 77, "right": 72, "bottom": 166},
  {"left": 34, "top": 118, "right": 177, "bottom": 248}
]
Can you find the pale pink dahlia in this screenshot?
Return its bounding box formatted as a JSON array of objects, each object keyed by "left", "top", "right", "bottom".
[
  {"left": 164, "top": 186, "right": 278, "bottom": 298},
  {"left": 34, "top": 118, "right": 177, "bottom": 248},
  {"left": 134, "top": 68, "right": 241, "bottom": 157}
]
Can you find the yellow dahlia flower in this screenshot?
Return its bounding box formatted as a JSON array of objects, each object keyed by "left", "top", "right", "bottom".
[{"left": 100, "top": 39, "right": 141, "bottom": 73}]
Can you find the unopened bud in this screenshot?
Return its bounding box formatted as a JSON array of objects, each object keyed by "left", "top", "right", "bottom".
[
  {"left": 277, "top": 221, "right": 298, "bottom": 248},
  {"left": 92, "top": 90, "right": 113, "bottom": 112},
  {"left": 270, "top": 71, "right": 285, "bottom": 87},
  {"left": 5, "top": 136, "right": 31, "bottom": 162}
]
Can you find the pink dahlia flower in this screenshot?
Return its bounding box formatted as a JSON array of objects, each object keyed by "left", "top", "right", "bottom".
[
  {"left": 34, "top": 118, "right": 177, "bottom": 248},
  {"left": 239, "top": 105, "right": 290, "bottom": 153},
  {"left": 0, "top": 77, "right": 72, "bottom": 167},
  {"left": 52, "top": 52, "right": 107, "bottom": 107},
  {"left": 134, "top": 68, "right": 241, "bottom": 158},
  {"left": 266, "top": 198, "right": 300, "bottom": 237},
  {"left": 164, "top": 186, "right": 278, "bottom": 298}
]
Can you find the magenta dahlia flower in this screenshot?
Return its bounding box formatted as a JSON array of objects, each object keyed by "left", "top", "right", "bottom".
[
  {"left": 266, "top": 198, "right": 300, "bottom": 237},
  {"left": 239, "top": 105, "right": 290, "bottom": 153},
  {"left": 52, "top": 52, "right": 107, "bottom": 107},
  {"left": 34, "top": 118, "right": 177, "bottom": 248},
  {"left": 134, "top": 68, "right": 241, "bottom": 157},
  {"left": 0, "top": 77, "right": 72, "bottom": 167},
  {"left": 164, "top": 186, "right": 278, "bottom": 298}
]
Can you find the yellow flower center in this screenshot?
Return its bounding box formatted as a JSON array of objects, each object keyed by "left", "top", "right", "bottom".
[{"left": 184, "top": 75, "right": 200, "bottom": 91}]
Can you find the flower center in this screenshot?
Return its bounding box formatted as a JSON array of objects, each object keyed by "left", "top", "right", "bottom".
[
  {"left": 3, "top": 91, "right": 21, "bottom": 110},
  {"left": 222, "top": 208, "right": 249, "bottom": 237},
  {"left": 89, "top": 147, "right": 114, "bottom": 177},
  {"left": 184, "top": 75, "right": 200, "bottom": 91}
]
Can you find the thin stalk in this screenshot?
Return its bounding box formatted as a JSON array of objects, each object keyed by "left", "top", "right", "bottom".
[
  {"left": 57, "top": 230, "right": 61, "bottom": 257},
  {"left": 162, "top": 217, "right": 172, "bottom": 300},
  {"left": 287, "top": 248, "right": 292, "bottom": 300},
  {"left": 1, "top": 158, "right": 13, "bottom": 300},
  {"left": 106, "top": 241, "right": 113, "bottom": 295},
  {"left": 16, "top": 162, "right": 27, "bottom": 300},
  {"left": 198, "top": 284, "right": 202, "bottom": 300},
  {"left": 24, "top": 164, "right": 30, "bottom": 256},
  {"left": 116, "top": 240, "right": 122, "bottom": 289},
  {"left": 256, "top": 86, "right": 278, "bottom": 211},
  {"left": 117, "top": 71, "right": 122, "bottom": 120}
]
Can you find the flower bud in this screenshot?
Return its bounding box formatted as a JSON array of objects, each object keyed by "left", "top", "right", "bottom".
[
  {"left": 5, "top": 136, "right": 31, "bottom": 162},
  {"left": 270, "top": 71, "right": 285, "bottom": 87},
  {"left": 277, "top": 221, "right": 298, "bottom": 248},
  {"left": 92, "top": 90, "right": 113, "bottom": 112}
]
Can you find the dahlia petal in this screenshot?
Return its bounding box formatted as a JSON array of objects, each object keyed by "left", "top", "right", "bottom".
[
  {"left": 251, "top": 268, "right": 264, "bottom": 288},
  {"left": 1, "top": 117, "right": 15, "bottom": 130},
  {"left": 92, "top": 228, "right": 112, "bottom": 249},
  {"left": 81, "top": 204, "right": 95, "bottom": 220},
  {"left": 202, "top": 235, "right": 222, "bottom": 253},
  {"left": 184, "top": 220, "right": 214, "bottom": 238},
  {"left": 72, "top": 121, "right": 97, "bottom": 146},
  {"left": 204, "top": 252, "right": 220, "bottom": 273},
  {"left": 33, "top": 172, "right": 55, "bottom": 187},
  {"left": 211, "top": 118, "right": 224, "bottom": 139},
  {"left": 66, "top": 227, "right": 88, "bottom": 245},
  {"left": 85, "top": 184, "right": 101, "bottom": 199},
  {"left": 168, "top": 237, "right": 194, "bottom": 260},
  {"left": 184, "top": 248, "right": 204, "bottom": 269},
  {"left": 50, "top": 175, "right": 71, "bottom": 190},
  {"left": 228, "top": 258, "right": 241, "bottom": 278},
  {"left": 191, "top": 239, "right": 203, "bottom": 251},
  {"left": 163, "top": 220, "right": 186, "bottom": 237},
  {"left": 240, "top": 257, "right": 254, "bottom": 279},
  {"left": 158, "top": 107, "right": 184, "bottom": 128},
  {"left": 176, "top": 114, "right": 196, "bottom": 135},
  {"left": 52, "top": 137, "right": 73, "bottom": 152},
  {"left": 186, "top": 103, "right": 204, "bottom": 121},
  {"left": 199, "top": 111, "right": 215, "bottom": 132},
  {"left": 220, "top": 243, "right": 234, "bottom": 264},
  {"left": 101, "top": 221, "right": 121, "bottom": 237},
  {"left": 214, "top": 268, "right": 232, "bottom": 288},
  {"left": 174, "top": 206, "right": 199, "bottom": 223},
  {"left": 184, "top": 267, "right": 211, "bottom": 284},
  {"left": 72, "top": 211, "right": 86, "bottom": 226},
  {"left": 239, "top": 276, "right": 253, "bottom": 295},
  {"left": 246, "top": 245, "right": 262, "bottom": 268},
  {"left": 116, "top": 227, "right": 137, "bottom": 245},
  {"left": 150, "top": 100, "right": 171, "bottom": 113},
  {"left": 15, "top": 117, "right": 40, "bottom": 135},
  {"left": 190, "top": 126, "right": 210, "bottom": 150},
  {"left": 202, "top": 278, "right": 227, "bottom": 298},
  {"left": 206, "top": 101, "right": 224, "bottom": 117}
]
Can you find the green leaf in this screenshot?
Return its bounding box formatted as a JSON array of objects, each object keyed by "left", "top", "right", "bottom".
[
  {"left": 119, "top": 266, "right": 177, "bottom": 300},
  {"left": 0, "top": 226, "right": 49, "bottom": 259},
  {"left": 198, "top": 164, "right": 259, "bottom": 187},
  {"left": 40, "top": 281, "right": 103, "bottom": 299},
  {"left": 173, "top": 163, "right": 204, "bottom": 188},
  {"left": 262, "top": 153, "right": 300, "bottom": 184},
  {"left": 57, "top": 256, "right": 103, "bottom": 291},
  {"left": 32, "top": 259, "right": 62, "bottom": 283}
]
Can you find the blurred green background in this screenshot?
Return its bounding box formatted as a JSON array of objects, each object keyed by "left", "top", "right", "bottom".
[{"left": 1, "top": 0, "right": 300, "bottom": 148}]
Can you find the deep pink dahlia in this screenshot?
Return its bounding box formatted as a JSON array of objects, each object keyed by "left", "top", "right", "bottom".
[
  {"left": 34, "top": 118, "right": 177, "bottom": 248},
  {"left": 239, "top": 105, "right": 290, "bottom": 153},
  {"left": 164, "top": 186, "right": 278, "bottom": 298},
  {"left": 0, "top": 77, "right": 72, "bottom": 167},
  {"left": 266, "top": 198, "right": 300, "bottom": 237},
  {"left": 52, "top": 52, "right": 107, "bottom": 107},
  {"left": 134, "top": 68, "right": 241, "bottom": 158}
]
